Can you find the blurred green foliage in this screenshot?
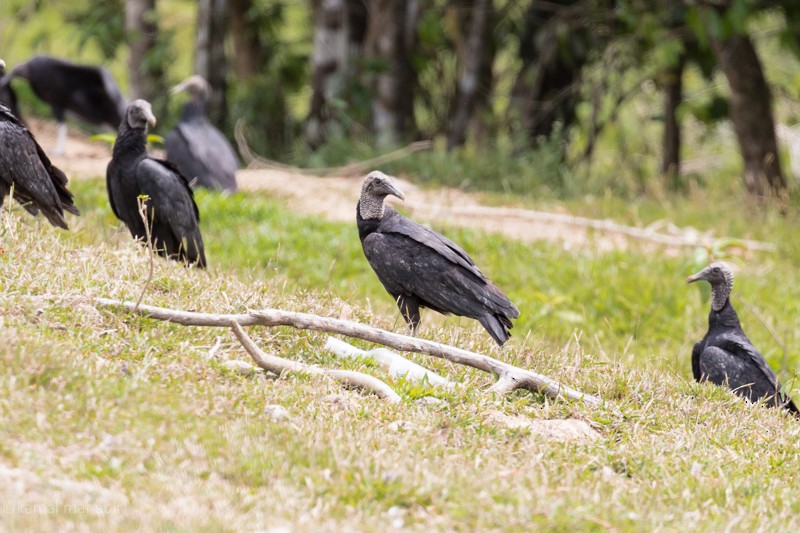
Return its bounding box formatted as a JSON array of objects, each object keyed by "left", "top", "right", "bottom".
[{"left": 4, "top": 1, "right": 800, "bottom": 200}]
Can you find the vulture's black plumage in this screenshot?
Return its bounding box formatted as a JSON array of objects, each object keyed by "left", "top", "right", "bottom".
[
  {"left": 357, "top": 171, "right": 519, "bottom": 346},
  {"left": 688, "top": 262, "right": 798, "bottom": 414},
  {"left": 165, "top": 75, "right": 238, "bottom": 192},
  {"left": 107, "top": 100, "right": 206, "bottom": 268},
  {"left": 0, "top": 60, "right": 20, "bottom": 119},
  {"left": 5, "top": 55, "right": 127, "bottom": 154},
  {"left": 0, "top": 59, "right": 79, "bottom": 228}
]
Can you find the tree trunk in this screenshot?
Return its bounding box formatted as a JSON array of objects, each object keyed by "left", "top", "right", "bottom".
[
  {"left": 125, "top": 0, "right": 165, "bottom": 114},
  {"left": 661, "top": 53, "right": 684, "bottom": 189},
  {"left": 712, "top": 34, "right": 785, "bottom": 196},
  {"left": 229, "top": 0, "right": 265, "bottom": 80},
  {"left": 305, "top": 0, "right": 368, "bottom": 149},
  {"left": 195, "top": 0, "right": 229, "bottom": 128},
  {"left": 447, "top": 0, "right": 494, "bottom": 150},
  {"left": 510, "top": 1, "right": 600, "bottom": 148},
  {"left": 364, "top": 0, "right": 419, "bottom": 147}
]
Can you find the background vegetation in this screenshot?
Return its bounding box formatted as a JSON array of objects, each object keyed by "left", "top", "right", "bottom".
[
  {"left": 3, "top": 0, "right": 800, "bottom": 531},
  {"left": 3, "top": 0, "right": 800, "bottom": 199}
]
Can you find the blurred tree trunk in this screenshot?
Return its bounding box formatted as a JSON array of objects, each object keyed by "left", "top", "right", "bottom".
[
  {"left": 305, "top": 0, "right": 368, "bottom": 149},
  {"left": 229, "top": 0, "right": 266, "bottom": 80},
  {"left": 195, "top": 0, "right": 228, "bottom": 128},
  {"left": 510, "top": 1, "right": 593, "bottom": 148},
  {"left": 125, "top": 0, "right": 166, "bottom": 115},
  {"left": 364, "top": 0, "right": 419, "bottom": 146},
  {"left": 661, "top": 53, "right": 684, "bottom": 189},
  {"left": 711, "top": 34, "right": 785, "bottom": 196},
  {"left": 447, "top": 0, "right": 495, "bottom": 150}
]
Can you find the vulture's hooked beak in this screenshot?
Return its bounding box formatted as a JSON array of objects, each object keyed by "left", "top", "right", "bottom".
[
  {"left": 145, "top": 109, "right": 157, "bottom": 127},
  {"left": 386, "top": 182, "right": 405, "bottom": 201},
  {"left": 170, "top": 80, "right": 190, "bottom": 95},
  {"left": 686, "top": 269, "right": 707, "bottom": 284}
]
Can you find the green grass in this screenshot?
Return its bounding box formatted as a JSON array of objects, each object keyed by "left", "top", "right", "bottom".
[
  {"left": 3, "top": 177, "right": 800, "bottom": 531},
  {"left": 66, "top": 178, "right": 800, "bottom": 377}
]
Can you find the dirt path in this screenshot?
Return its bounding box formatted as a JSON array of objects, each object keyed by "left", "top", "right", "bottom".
[
  {"left": 31, "top": 119, "right": 771, "bottom": 254},
  {"left": 236, "top": 168, "right": 632, "bottom": 252}
]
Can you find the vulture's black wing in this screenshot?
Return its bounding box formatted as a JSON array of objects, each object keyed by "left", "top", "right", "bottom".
[
  {"left": 0, "top": 104, "right": 78, "bottom": 228},
  {"left": 691, "top": 339, "right": 704, "bottom": 382},
  {"left": 364, "top": 232, "right": 481, "bottom": 316},
  {"left": 363, "top": 224, "right": 517, "bottom": 319},
  {"left": 0, "top": 76, "right": 20, "bottom": 120},
  {"left": 380, "top": 208, "right": 485, "bottom": 280},
  {"left": 135, "top": 158, "right": 205, "bottom": 266},
  {"left": 166, "top": 119, "right": 238, "bottom": 191},
  {"left": 105, "top": 158, "right": 125, "bottom": 223},
  {"left": 701, "top": 333, "right": 796, "bottom": 411},
  {"left": 714, "top": 333, "right": 781, "bottom": 390},
  {"left": 57, "top": 63, "right": 125, "bottom": 127}
]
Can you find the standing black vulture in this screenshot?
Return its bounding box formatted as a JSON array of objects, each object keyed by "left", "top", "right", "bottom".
[
  {"left": 107, "top": 99, "right": 207, "bottom": 268},
  {"left": 0, "top": 59, "right": 79, "bottom": 229},
  {"left": 5, "top": 55, "right": 127, "bottom": 155},
  {"left": 165, "top": 75, "right": 238, "bottom": 192},
  {"left": 688, "top": 262, "right": 798, "bottom": 414},
  {"left": 357, "top": 171, "right": 520, "bottom": 346},
  {"left": 0, "top": 60, "right": 20, "bottom": 119}
]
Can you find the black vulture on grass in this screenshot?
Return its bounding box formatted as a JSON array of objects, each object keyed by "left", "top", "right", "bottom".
[
  {"left": 688, "top": 262, "right": 798, "bottom": 414},
  {"left": 165, "top": 75, "right": 238, "bottom": 192},
  {"left": 0, "top": 59, "right": 79, "bottom": 229},
  {"left": 107, "top": 99, "right": 206, "bottom": 268},
  {"left": 357, "top": 171, "right": 520, "bottom": 346},
  {"left": 4, "top": 55, "right": 127, "bottom": 155}
]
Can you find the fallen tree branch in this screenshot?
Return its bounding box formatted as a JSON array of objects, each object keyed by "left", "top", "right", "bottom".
[
  {"left": 408, "top": 203, "right": 775, "bottom": 252},
  {"left": 94, "top": 298, "right": 600, "bottom": 405},
  {"left": 230, "top": 320, "right": 400, "bottom": 403},
  {"left": 234, "top": 119, "right": 432, "bottom": 176}
]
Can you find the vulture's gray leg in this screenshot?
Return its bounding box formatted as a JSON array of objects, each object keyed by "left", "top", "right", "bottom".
[
  {"left": 53, "top": 122, "right": 67, "bottom": 156},
  {"left": 397, "top": 295, "right": 420, "bottom": 337}
]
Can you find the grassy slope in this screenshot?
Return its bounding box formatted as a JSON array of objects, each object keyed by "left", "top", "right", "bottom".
[{"left": 2, "top": 179, "right": 800, "bottom": 531}]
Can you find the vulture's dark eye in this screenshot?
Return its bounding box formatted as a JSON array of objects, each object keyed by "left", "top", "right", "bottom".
[{"left": 712, "top": 267, "right": 720, "bottom": 274}]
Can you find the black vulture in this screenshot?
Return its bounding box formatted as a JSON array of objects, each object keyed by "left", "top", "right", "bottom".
[
  {"left": 0, "top": 60, "right": 20, "bottom": 119},
  {"left": 165, "top": 75, "right": 238, "bottom": 192},
  {"left": 106, "top": 99, "right": 207, "bottom": 268},
  {"left": 357, "top": 171, "right": 520, "bottom": 346},
  {"left": 5, "top": 55, "right": 127, "bottom": 155},
  {"left": 688, "top": 262, "right": 798, "bottom": 414},
  {"left": 0, "top": 59, "right": 79, "bottom": 229}
]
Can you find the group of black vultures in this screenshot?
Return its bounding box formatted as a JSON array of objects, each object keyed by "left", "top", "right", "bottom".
[{"left": 0, "top": 55, "right": 796, "bottom": 417}]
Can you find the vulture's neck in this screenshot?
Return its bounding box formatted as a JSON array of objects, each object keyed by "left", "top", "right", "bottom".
[
  {"left": 180, "top": 99, "right": 207, "bottom": 122},
  {"left": 113, "top": 124, "right": 147, "bottom": 161},
  {"left": 359, "top": 194, "right": 386, "bottom": 220},
  {"left": 708, "top": 298, "right": 742, "bottom": 331},
  {"left": 710, "top": 282, "right": 731, "bottom": 312}
]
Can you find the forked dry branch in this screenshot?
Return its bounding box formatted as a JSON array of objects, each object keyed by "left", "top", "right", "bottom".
[
  {"left": 234, "top": 119, "right": 432, "bottom": 176},
  {"left": 229, "top": 320, "right": 401, "bottom": 403},
  {"left": 94, "top": 298, "right": 601, "bottom": 405}
]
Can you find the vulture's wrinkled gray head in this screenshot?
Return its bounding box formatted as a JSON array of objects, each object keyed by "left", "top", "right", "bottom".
[
  {"left": 126, "top": 99, "right": 156, "bottom": 130},
  {"left": 687, "top": 261, "right": 734, "bottom": 311},
  {"left": 359, "top": 171, "right": 405, "bottom": 220},
  {"left": 171, "top": 75, "right": 211, "bottom": 100}
]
